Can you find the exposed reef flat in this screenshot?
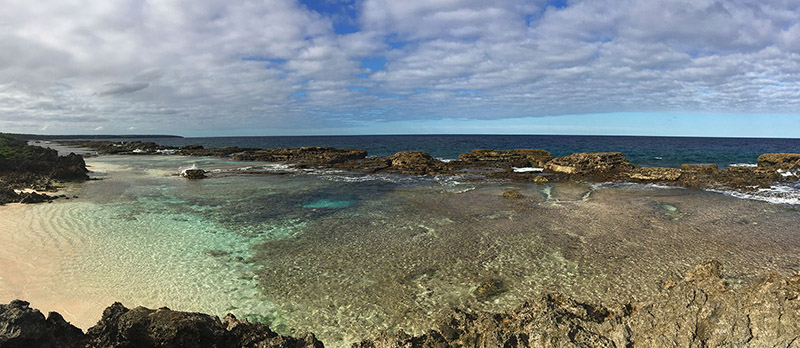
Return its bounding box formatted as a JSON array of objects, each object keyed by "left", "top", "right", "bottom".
[
  {"left": 62, "top": 140, "right": 800, "bottom": 191},
  {"left": 3, "top": 261, "right": 799, "bottom": 347}
]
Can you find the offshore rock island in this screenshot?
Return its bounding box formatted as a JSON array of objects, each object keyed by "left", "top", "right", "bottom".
[{"left": 2, "top": 137, "right": 800, "bottom": 347}]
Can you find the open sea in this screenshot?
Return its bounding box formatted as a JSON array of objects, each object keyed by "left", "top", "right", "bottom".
[{"left": 2, "top": 135, "right": 800, "bottom": 347}]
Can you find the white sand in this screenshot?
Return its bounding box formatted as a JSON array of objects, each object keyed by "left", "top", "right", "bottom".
[{"left": 0, "top": 202, "right": 114, "bottom": 329}]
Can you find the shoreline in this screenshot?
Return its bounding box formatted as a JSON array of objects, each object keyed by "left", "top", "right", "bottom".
[
  {"left": 0, "top": 139, "right": 800, "bottom": 346},
  {"left": 3, "top": 259, "right": 800, "bottom": 347}
]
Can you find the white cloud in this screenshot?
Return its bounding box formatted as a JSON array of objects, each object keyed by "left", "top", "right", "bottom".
[{"left": 0, "top": 0, "right": 798, "bottom": 134}]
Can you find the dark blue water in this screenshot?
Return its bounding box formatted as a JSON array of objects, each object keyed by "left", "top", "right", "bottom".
[{"left": 83, "top": 135, "right": 800, "bottom": 168}]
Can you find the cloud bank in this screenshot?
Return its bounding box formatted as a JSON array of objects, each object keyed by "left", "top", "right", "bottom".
[{"left": 1, "top": 0, "right": 799, "bottom": 135}]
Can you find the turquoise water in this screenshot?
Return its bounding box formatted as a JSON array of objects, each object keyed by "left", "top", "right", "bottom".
[{"left": 17, "top": 154, "right": 800, "bottom": 347}]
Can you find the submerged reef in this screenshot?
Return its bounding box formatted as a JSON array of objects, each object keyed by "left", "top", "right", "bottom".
[
  {"left": 0, "top": 134, "right": 88, "bottom": 204},
  {"left": 2, "top": 261, "right": 799, "bottom": 347},
  {"left": 63, "top": 139, "right": 800, "bottom": 191}
]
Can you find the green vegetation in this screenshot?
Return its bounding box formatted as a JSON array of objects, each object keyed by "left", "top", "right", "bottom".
[{"left": 0, "top": 133, "right": 32, "bottom": 159}]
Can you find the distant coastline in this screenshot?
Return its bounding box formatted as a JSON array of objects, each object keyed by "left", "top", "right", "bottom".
[{"left": 15, "top": 134, "right": 183, "bottom": 140}]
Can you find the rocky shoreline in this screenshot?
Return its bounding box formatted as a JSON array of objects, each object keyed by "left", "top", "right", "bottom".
[
  {"left": 0, "top": 135, "right": 88, "bottom": 205},
  {"left": 2, "top": 260, "right": 799, "bottom": 347},
  {"left": 62, "top": 140, "right": 800, "bottom": 191}
]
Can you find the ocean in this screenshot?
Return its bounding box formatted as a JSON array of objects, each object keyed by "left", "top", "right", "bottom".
[
  {"left": 3, "top": 136, "right": 800, "bottom": 347},
  {"left": 83, "top": 134, "right": 800, "bottom": 169}
]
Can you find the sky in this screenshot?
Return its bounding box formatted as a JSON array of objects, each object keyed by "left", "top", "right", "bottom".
[{"left": 1, "top": 0, "right": 800, "bottom": 137}]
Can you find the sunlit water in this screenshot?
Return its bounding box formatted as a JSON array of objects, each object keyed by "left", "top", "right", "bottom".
[{"left": 2, "top": 155, "right": 800, "bottom": 347}]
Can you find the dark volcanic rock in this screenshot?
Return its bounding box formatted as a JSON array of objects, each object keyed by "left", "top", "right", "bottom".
[
  {"left": 459, "top": 149, "right": 553, "bottom": 168},
  {"left": 387, "top": 151, "right": 444, "bottom": 175},
  {"left": 18, "top": 191, "right": 52, "bottom": 204},
  {"left": 0, "top": 137, "right": 89, "bottom": 204},
  {"left": 0, "top": 300, "right": 85, "bottom": 348},
  {"left": 232, "top": 147, "right": 367, "bottom": 166},
  {"left": 757, "top": 153, "right": 800, "bottom": 170},
  {"left": 181, "top": 168, "right": 207, "bottom": 179},
  {"left": 544, "top": 152, "right": 633, "bottom": 180},
  {"left": 85, "top": 303, "right": 323, "bottom": 348}
]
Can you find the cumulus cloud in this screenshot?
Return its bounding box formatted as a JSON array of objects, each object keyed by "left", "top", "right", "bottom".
[{"left": 0, "top": 0, "right": 798, "bottom": 134}]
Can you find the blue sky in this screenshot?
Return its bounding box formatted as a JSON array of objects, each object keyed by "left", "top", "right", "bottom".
[{"left": 1, "top": 0, "right": 800, "bottom": 137}]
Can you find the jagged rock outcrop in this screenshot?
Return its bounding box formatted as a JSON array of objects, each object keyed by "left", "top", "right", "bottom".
[
  {"left": 544, "top": 152, "right": 633, "bottom": 180},
  {"left": 0, "top": 301, "right": 323, "bottom": 348},
  {"left": 459, "top": 149, "right": 553, "bottom": 168},
  {"left": 0, "top": 136, "right": 89, "bottom": 204},
  {"left": 757, "top": 153, "right": 800, "bottom": 170},
  {"left": 387, "top": 151, "right": 444, "bottom": 175},
  {"left": 231, "top": 147, "right": 367, "bottom": 166},
  {"left": 86, "top": 303, "right": 322, "bottom": 348},
  {"left": 0, "top": 300, "right": 85, "bottom": 348},
  {"left": 355, "top": 260, "right": 800, "bottom": 348}
]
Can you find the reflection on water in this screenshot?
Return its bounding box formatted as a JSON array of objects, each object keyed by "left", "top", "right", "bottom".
[{"left": 4, "top": 155, "right": 800, "bottom": 347}]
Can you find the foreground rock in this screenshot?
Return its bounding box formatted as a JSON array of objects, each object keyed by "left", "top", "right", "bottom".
[
  {"left": 355, "top": 260, "right": 800, "bottom": 347},
  {"left": 0, "top": 301, "right": 322, "bottom": 348},
  {"left": 3, "top": 261, "right": 799, "bottom": 347}
]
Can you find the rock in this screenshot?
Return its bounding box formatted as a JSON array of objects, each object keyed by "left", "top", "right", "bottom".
[
  {"left": 85, "top": 302, "right": 323, "bottom": 348},
  {"left": 231, "top": 147, "right": 367, "bottom": 165},
  {"left": 334, "top": 157, "right": 391, "bottom": 173},
  {"left": 181, "top": 168, "right": 207, "bottom": 179},
  {"left": 358, "top": 260, "right": 800, "bottom": 348},
  {"left": 678, "top": 164, "right": 720, "bottom": 188},
  {"left": 180, "top": 144, "right": 204, "bottom": 150},
  {"left": 0, "top": 300, "right": 85, "bottom": 348},
  {"left": 459, "top": 149, "right": 553, "bottom": 167},
  {"left": 532, "top": 175, "right": 549, "bottom": 184},
  {"left": 473, "top": 278, "right": 507, "bottom": 300},
  {"left": 719, "top": 166, "right": 781, "bottom": 189},
  {"left": 387, "top": 151, "right": 443, "bottom": 175},
  {"left": 757, "top": 153, "right": 800, "bottom": 170},
  {"left": 501, "top": 190, "right": 523, "bottom": 199},
  {"left": 628, "top": 167, "right": 681, "bottom": 182},
  {"left": 18, "top": 192, "right": 52, "bottom": 204},
  {"left": 0, "top": 188, "right": 20, "bottom": 205},
  {"left": 544, "top": 152, "right": 633, "bottom": 179}
]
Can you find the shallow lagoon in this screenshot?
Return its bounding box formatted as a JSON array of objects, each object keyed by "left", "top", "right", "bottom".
[{"left": 1, "top": 155, "right": 799, "bottom": 347}]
